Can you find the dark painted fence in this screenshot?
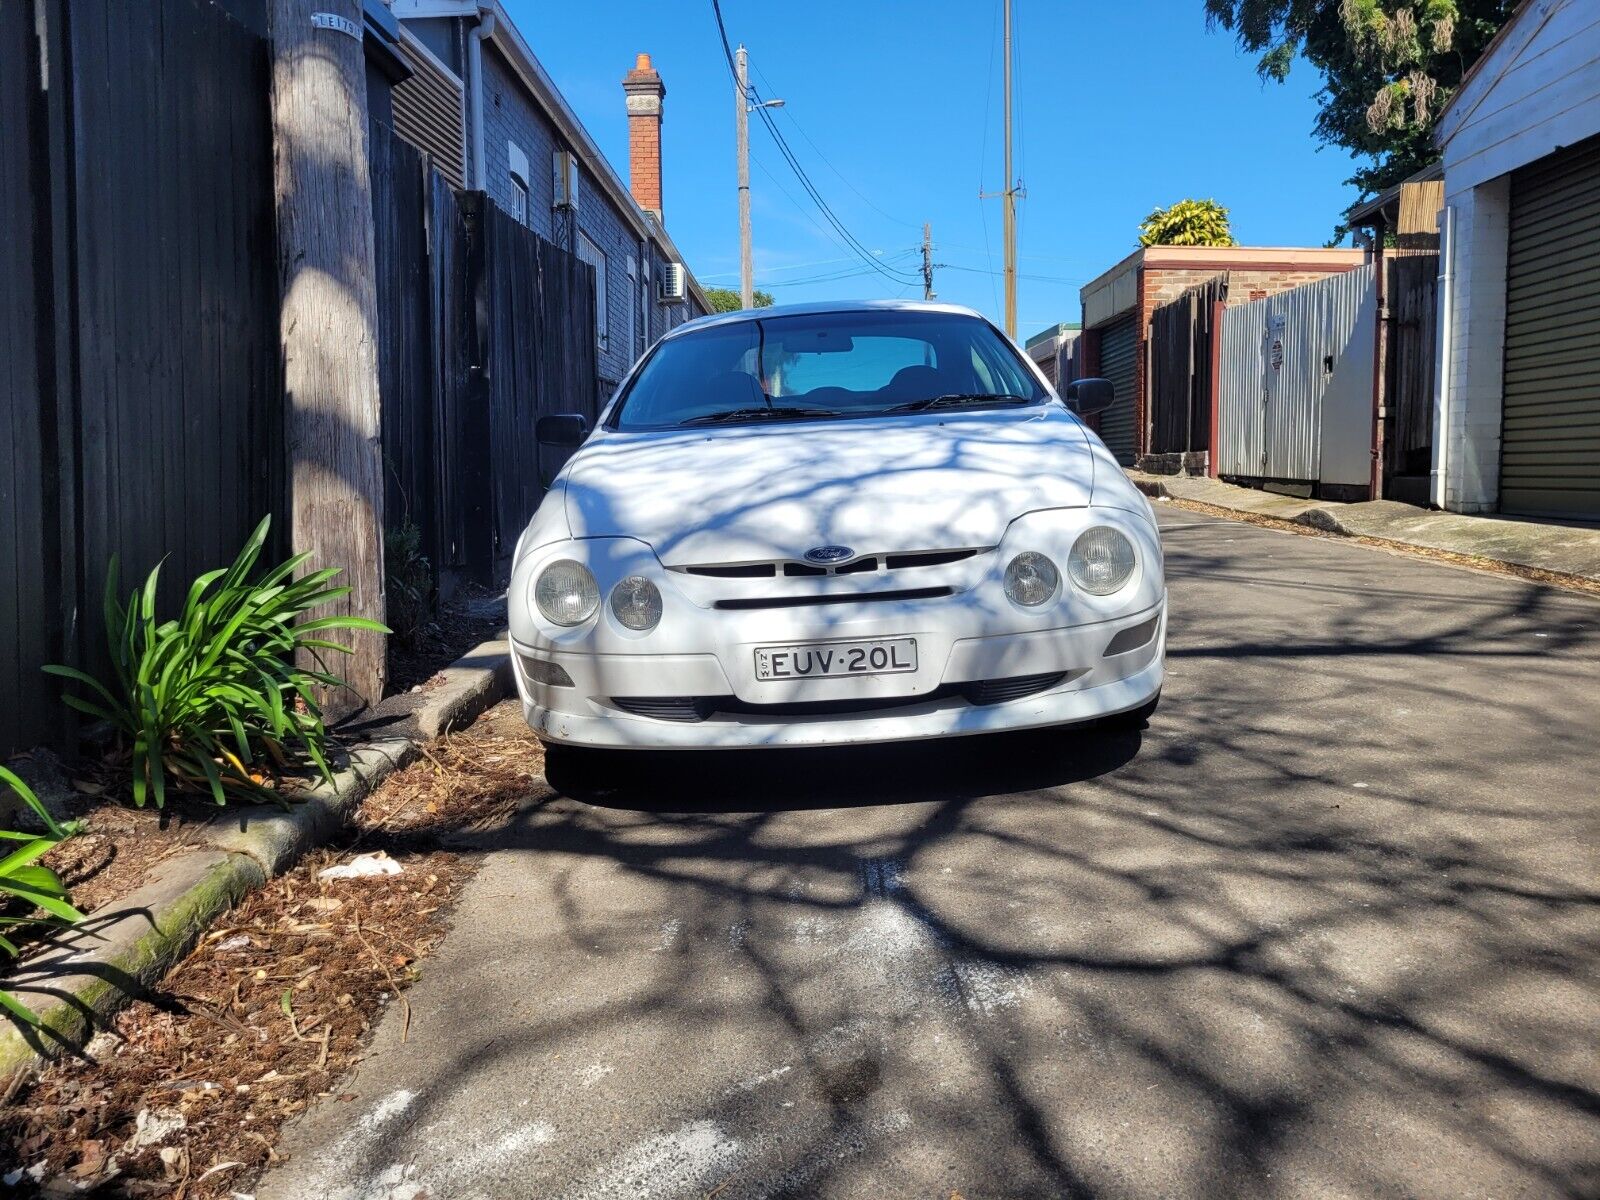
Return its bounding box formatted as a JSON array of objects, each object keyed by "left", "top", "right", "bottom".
[
  {"left": 1147, "top": 275, "right": 1228, "bottom": 458},
  {"left": 0, "top": 0, "right": 281, "bottom": 756},
  {"left": 368, "top": 133, "right": 598, "bottom": 590},
  {"left": 476, "top": 199, "right": 600, "bottom": 567},
  {"left": 1, "top": 11, "right": 599, "bottom": 756}
]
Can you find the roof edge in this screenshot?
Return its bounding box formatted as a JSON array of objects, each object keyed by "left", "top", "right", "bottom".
[{"left": 394, "top": 0, "right": 707, "bottom": 311}]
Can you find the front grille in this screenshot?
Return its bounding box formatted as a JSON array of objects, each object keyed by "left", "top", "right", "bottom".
[
  {"left": 676, "top": 548, "right": 985, "bottom": 580},
  {"left": 683, "top": 563, "right": 776, "bottom": 578},
  {"left": 962, "top": 672, "right": 1069, "bottom": 705},
  {"left": 834, "top": 557, "right": 879, "bottom": 575},
  {"left": 714, "top": 586, "right": 953, "bottom": 611},
  {"left": 885, "top": 549, "right": 978, "bottom": 569}
]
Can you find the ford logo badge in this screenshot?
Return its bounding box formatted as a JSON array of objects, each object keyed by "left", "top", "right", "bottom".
[{"left": 803, "top": 545, "right": 854, "bottom": 564}]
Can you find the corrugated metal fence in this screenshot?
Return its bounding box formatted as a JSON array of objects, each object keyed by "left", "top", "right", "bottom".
[{"left": 1217, "top": 264, "right": 1376, "bottom": 494}]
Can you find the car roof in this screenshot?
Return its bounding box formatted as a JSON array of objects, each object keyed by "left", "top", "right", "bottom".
[{"left": 663, "top": 298, "right": 994, "bottom": 340}]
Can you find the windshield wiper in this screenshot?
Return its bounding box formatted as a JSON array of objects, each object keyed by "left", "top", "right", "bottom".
[
  {"left": 882, "top": 392, "right": 1034, "bottom": 413},
  {"left": 681, "top": 406, "right": 842, "bottom": 426}
]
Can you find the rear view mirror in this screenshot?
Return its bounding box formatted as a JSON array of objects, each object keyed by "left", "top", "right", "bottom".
[
  {"left": 537, "top": 413, "right": 590, "bottom": 446},
  {"left": 777, "top": 330, "right": 855, "bottom": 354},
  {"left": 1065, "top": 378, "right": 1114, "bottom": 417}
]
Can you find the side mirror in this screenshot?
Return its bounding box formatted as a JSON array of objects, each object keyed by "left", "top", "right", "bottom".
[
  {"left": 1064, "top": 377, "right": 1115, "bottom": 417},
  {"left": 536, "top": 413, "right": 590, "bottom": 446}
]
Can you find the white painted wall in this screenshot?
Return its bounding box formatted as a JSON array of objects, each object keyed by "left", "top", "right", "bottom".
[{"left": 1434, "top": 0, "right": 1600, "bottom": 512}]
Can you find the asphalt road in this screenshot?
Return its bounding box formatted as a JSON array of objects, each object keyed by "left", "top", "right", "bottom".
[{"left": 262, "top": 507, "right": 1600, "bottom": 1200}]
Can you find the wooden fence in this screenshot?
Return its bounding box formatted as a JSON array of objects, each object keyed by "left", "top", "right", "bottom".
[
  {"left": 477, "top": 199, "right": 601, "bottom": 566},
  {"left": 369, "top": 136, "right": 599, "bottom": 588},
  {"left": 0, "top": 11, "right": 600, "bottom": 756},
  {"left": 1383, "top": 253, "right": 1440, "bottom": 499},
  {"left": 1147, "top": 275, "right": 1228, "bottom": 461},
  {"left": 0, "top": 0, "right": 282, "bottom": 756}
]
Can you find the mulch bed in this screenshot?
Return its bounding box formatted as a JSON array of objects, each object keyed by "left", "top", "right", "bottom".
[
  {"left": 0, "top": 705, "right": 548, "bottom": 1199},
  {"left": 36, "top": 802, "right": 208, "bottom": 926}
]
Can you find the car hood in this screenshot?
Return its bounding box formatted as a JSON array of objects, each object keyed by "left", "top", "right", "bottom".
[{"left": 562, "top": 408, "right": 1096, "bottom": 567}]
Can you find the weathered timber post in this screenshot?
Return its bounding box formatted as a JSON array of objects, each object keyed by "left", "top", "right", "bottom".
[{"left": 268, "top": 0, "right": 386, "bottom": 713}]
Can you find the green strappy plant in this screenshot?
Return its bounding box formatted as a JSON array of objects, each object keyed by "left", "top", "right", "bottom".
[{"left": 46, "top": 516, "right": 388, "bottom": 808}]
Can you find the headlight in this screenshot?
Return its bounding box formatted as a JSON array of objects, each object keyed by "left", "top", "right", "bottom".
[
  {"left": 610, "top": 575, "right": 663, "bottom": 631},
  {"left": 1003, "top": 551, "right": 1060, "bottom": 606},
  {"left": 534, "top": 559, "right": 600, "bottom": 626},
  {"left": 1068, "top": 527, "right": 1137, "bottom": 595}
]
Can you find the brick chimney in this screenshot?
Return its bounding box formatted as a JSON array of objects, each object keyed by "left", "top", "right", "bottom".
[{"left": 622, "top": 53, "right": 665, "bottom": 220}]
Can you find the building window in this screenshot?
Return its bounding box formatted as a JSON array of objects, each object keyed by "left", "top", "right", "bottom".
[
  {"left": 576, "top": 231, "right": 608, "bottom": 351},
  {"left": 508, "top": 142, "right": 530, "bottom": 226}
]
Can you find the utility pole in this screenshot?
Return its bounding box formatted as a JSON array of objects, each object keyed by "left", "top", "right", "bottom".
[
  {"left": 981, "top": 0, "right": 1021, "bottom": 336},
  {"left": 1001, "top": 0, "right": 1017, "bottom": 337},
  {"left": 736, "top": 44, "right": 753, "bottom": 309},
  {"left": 734, "top": 45, "right": 783, "bottom": 310},
  {"left": 921, "top": 222, "right": 936, "bottom": 301},
  {"left": 268, "top": 0, "right": 387, "bottom": 713}
]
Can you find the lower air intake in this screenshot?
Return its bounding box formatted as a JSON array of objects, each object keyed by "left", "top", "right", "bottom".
[
  {"left": 962, "top": 672, "right": 1068, "bottom": 705},
  {"left": 610, "top": 697, "right": 712, "bottom": 722}
]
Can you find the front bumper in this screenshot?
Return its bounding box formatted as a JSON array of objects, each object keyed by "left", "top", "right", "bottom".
[{"left": 512, "top": 595, "right": 1166, "bottom": 749}]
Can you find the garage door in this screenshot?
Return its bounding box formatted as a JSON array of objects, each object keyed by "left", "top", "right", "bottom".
[
  {"left": 1096, "top": 315, "right": 1138, "bottom": 465},
  {"left": 1501, "top": 133, "right": 1600, "bottom": 519}
]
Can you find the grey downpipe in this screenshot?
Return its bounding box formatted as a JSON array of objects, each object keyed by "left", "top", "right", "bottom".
[
  {"left": 1430, "top": 204, "right": 1454, "bottom": 510},
  {"left": 468, "top": 6, "right": 497, "bottom": 191}
]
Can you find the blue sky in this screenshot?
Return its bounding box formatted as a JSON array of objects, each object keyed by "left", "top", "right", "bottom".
[{"left": 510, "top": 0, "right": 1365, "bottom": 337}]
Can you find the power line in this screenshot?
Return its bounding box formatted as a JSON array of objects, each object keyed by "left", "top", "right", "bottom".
[
  {"left": 708, "top": 0, "right": 919, "bottom": 288},
  {"left": 937, "top": 263, "right": 1082, "bottom": 286},
  {"left": 749, "top": 61, "right": 924, "bottom": 234},
  {"left": 703, "top": 253, "right": 889, "bottom": 282},
  {"left": 761, "top": 250, "right": 920, "bottom": 288}
]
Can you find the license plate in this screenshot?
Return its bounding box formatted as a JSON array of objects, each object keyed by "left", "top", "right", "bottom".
[{"left": 754, "top": 637, "right": 918, "bottom": 681}]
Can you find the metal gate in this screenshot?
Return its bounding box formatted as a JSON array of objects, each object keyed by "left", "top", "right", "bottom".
[
  {"left": 1095, "top": 315, "right": 1138, "bottom": 465},
  {"left": 1501, "top": 133, "right": 1600, "bottom": 519},
  {"left": 1217, "top": 265, "right": 1376, "bottom": 493}
]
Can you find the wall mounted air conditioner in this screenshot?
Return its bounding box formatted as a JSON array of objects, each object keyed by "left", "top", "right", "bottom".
[
  {"left": 659, "top": 260, "right": 686, "bottom": 304},
  {"left": 552, "top": 149, "right": 578, "bottom": 210}
]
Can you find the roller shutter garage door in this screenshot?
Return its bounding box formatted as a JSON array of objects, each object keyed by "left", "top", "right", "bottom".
[
  {"left": 1501, "top": 133, "right": 1600, "bottom": 519},
  {"left": 1095, "top": 315, "right": 1139, "bottom": 465}
]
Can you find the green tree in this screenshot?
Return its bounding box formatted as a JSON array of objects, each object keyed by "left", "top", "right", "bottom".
[
  {"left": 1205, "top": 1, "right": 1514, "bottom": 218},
  {"left": 705, "top": 286, "right": 775, "bottom": 313},
  {"left": 1138, "top": 198, "right": 1238, "bottom": 247}
]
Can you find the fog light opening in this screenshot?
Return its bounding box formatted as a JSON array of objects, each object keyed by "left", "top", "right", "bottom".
[{"left": 519, "top": 655, "right": 575, "bottom": 687}]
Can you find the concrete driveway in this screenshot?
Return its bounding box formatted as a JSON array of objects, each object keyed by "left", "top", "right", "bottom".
[{"left": 262, "top": 508, "right": 1600, "bottom": 1200}]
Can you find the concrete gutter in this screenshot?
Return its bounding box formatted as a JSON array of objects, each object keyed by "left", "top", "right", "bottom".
[
  {"left": 1129, "top": 471, "right": 1600, "bottom": 585},
  {"left": 0, "top": 635, "right": 512, "bottom": 1078}
]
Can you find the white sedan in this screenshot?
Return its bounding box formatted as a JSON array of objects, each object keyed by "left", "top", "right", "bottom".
[{"left": 508, "top": 300, "right": 1165, "bottom": 754}]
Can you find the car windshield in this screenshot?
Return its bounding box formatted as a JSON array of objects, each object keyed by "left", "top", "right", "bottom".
[{"left": 610, "top": 309, "right": 1048, "bottom": 430}]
